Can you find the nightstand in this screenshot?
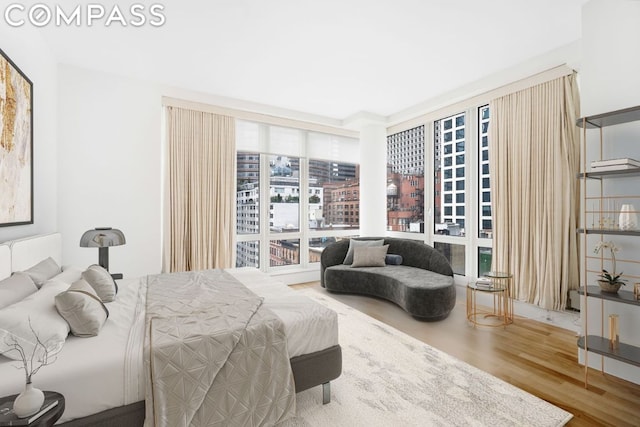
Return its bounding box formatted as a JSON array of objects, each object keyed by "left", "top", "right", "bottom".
[{"left": 0, "top": 391, "right": 65, "bottom": 427}]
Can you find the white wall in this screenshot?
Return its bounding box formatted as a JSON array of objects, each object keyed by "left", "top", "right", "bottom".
[
  {"left": 0, "top": 26, "right": 58, "bottom": 243},
  {"left": 57, "top": 65, "right": 163, "bottom": 277},
  {"left": 579, "top": 0, "right": 640, "bottom": 385}
]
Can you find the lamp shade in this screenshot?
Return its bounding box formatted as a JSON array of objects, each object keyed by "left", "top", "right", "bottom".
[{"left": 80, "top": 227, "right": 126, "bottom": 248}]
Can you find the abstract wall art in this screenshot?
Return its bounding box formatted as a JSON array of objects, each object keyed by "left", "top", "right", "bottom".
[{"left": 0, "top": 47, "right": 33, "bottom": 227}]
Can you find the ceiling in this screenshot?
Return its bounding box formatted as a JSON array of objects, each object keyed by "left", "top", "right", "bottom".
[{"left": 40, "top": 0, "right": 588, "bottom": 120}]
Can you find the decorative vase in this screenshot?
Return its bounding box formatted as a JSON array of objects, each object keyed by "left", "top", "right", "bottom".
[
  {"left": 597, "top": 280, "right": 622, "bottom": 293},
  {"left": 619, "top": 204, "right": 637, "bottom": 230},
  {"left": 13, "top": 382, "right": 44, "bottom": 418}
]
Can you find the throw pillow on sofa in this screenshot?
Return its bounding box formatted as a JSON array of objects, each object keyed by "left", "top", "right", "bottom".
[
  {"left": 351, "top": 245, "right": 389, "bottom": 268},
  {"left": 343, "top": 239, "right": 385, "bottom": 265}
]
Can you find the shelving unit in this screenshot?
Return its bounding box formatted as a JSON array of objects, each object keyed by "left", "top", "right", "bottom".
[{"left": 578, "top": 105, "right": 640, "bottom": 388}]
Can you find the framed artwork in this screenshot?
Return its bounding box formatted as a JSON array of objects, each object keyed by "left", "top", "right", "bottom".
[{"left": 0, "top": 47, "right": 33, "bottom": 227}]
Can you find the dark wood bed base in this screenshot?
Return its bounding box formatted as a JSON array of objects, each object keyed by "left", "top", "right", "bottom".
[{"left": 59, "top": 345, "right": 342, "bottom": 426}]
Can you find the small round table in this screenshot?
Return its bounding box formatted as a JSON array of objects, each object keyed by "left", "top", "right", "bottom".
[
  {"left": 466, "top": 271, "right": 514, "bottom": 328},
  {"left": 0, "top": 391, "right": 65, "bottom": 427}
]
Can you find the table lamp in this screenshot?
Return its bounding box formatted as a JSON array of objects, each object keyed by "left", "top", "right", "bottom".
[{"left": 80, "top": 227, "right": 125, "bottom": 279}]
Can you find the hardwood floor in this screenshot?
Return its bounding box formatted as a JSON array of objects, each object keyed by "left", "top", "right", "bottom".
[{"left": 292, "top": 282, "right": 640, "bottom": 427}]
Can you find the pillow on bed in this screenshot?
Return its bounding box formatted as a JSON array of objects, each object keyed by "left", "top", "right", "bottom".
[
  {"left": 0, "top": 280, "right": 70, "bottom": 361},
  {"left": 82, "top": 265, "right": 118, "bottom": 302},
  {"left": 343, "top": 239, "right": 385, "bottom": 265},
  {"left": 22, "top": 257, "right": 62, "bottom": 288},
  {"left": 351, "top": 245, "right": 389, "bottom": 268},
  {"left": 50, "top": 267, "right": 83, "bottom": 286},
  {"left": 55, "top": 279, "right": 109, "bottom": 337},
  {"left": 0, "top": 272, "right": 38, "bottom": 309}
]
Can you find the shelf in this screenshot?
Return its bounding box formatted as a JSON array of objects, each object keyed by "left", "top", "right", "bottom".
[
  {"left": 577, "top": 336, "right": 640, "bottom": 367},
  {"left": 577, "top": 228, "right": 640, "bottom": 236},
  {"left": 578, "top": 168, "right": 640, "bottom": 179},
  {"left": 576, "top": 105, "right": 640, "bottom": 129},
  {"left": 578, "top": 286, "right": 640, "bottom": 306}
]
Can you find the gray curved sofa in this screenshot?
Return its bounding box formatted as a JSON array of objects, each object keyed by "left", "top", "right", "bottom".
[{"left": 321, "top": 237, "right": 456, "bottom": 321}]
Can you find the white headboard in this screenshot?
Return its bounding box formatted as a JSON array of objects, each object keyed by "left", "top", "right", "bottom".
[
  {"left": 0, "top": 244, "right": 10, "bottom": 280},
  {"left": 10, "top": 233, "right": 62, "bottom": 272}
]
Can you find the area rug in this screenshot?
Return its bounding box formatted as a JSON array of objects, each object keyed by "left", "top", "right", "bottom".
[{"left": 283, "top": 291, "right": 573, "bottom": 427}]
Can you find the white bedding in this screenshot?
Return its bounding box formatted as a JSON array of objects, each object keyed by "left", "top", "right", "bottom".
[{"left": 0, "top": 268, "right": 337, "bottom": 424}]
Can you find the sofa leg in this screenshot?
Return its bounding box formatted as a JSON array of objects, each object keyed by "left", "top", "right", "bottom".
[{"left": 322, "top": 382, "right": 331, "bottom": 404}]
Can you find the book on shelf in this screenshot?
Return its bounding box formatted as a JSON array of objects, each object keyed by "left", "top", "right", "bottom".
[
  {"left": 475, "top": 278, "right": 493, "bottom": 289},
  {"left": 0, "top": 397, "right": 58, "bottom": 426},
  {"left": 589, "top": 164, "right": 640, "bottom": 172},
  {"left": 591, "top": 158, "right": 640, "bottom": 168}
]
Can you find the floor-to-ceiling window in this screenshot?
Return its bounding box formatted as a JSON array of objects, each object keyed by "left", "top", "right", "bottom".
[
  {"left": 386, "top": 126, "right": 425, "bottom": 233},
  {"left": 387, "top": 106, "right": 492, "bottom": 280},
  {"left": 236, "top": 121, "right": 359, "bottom": 271},
  {"left": 433, "top": 112, "right": 467, "bottom": 275},
  {"left": 477, "top": 105, "right": 493, "bottom": 276}
]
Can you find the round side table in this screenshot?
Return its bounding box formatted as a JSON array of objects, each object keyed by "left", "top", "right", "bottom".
[
  {"left": 467, "top": 272, "right": 514, "bottom": 328},
  {"left": 0, "top": 391, "right": 65, "bottom": 427}
]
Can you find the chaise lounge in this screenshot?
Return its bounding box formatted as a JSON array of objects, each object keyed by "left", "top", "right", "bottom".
[{"left": 321, "top": 237, "right": 456, "bottom": 321}]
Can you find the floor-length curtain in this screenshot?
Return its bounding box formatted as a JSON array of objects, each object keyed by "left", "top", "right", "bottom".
[
  {"left": 164, "top": 107, "right": 236, "bottom": 272},
  {"left": 489, "top": 73, "right": 580, "bottom": 310}
]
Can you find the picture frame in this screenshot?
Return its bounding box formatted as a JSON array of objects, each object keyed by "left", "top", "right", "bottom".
[{"left": 0, "top": 46, "right": 33, "bottom": 227}]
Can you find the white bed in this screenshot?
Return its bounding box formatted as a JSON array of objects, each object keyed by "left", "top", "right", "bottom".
[{"left": 0, "top": 234, "right": 340, "bottom": 425}]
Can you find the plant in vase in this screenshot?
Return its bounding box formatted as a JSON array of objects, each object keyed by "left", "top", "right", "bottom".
[
  {"left": 593, "top": 241, "right": 627, "bottom": 293},
  {"left": 1, "top": 320, "right": 60, "bottom": 418}
]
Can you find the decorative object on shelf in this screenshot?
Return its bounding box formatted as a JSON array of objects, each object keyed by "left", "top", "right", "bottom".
[
  {"left": 0, "top": 47, "right": 33, "bottom": 228},
  {"left": 593, "top": 241, "right": 627, "bottom": 293},
  {"left": 608, "top": 314, "right": 620, "bottom": 350},
  {"left": 80, "top": 227, "right": 126, "bottom": 280},
  {"left": 634, "top": 283, "right": 640, "bottom": 300},
  {"left": 619, "top": 204, "right": 637, "bottom": 230},
  {"left": 0, "top": 320, "right": 60, "bottom": 418}
]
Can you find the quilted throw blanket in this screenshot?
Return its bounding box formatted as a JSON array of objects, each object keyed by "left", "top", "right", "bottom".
[{"left": 143, "top": 269, "right": 296, "bottom": 427}]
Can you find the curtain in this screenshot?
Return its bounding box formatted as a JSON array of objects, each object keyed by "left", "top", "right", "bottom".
[
  {"left": 164, "top": 107, "right": 236, "bottom": 272},
  {"left": 489, "top": 73, "right": 580, "bottom": 310}
]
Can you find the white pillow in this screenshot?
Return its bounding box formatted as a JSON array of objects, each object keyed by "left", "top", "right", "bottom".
[
  {"left": 82, "top": 265, "right": 118, "bottom": 302},
  {"left": 50, "top": 267, "right": 83, "bottom": 286},
  {"left": 0, "top": 272, "right": 38, "bottom": 309},
  {"left": 55, "top": 279, "right": 109, "bottom": 337},
  {"left": 22, "top": 257, "right": 62, "bottom": 288},
  {"left": 0, "top": 280, "right": 70, "bottom": 361}
]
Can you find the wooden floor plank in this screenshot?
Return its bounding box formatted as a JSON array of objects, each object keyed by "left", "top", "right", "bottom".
[{"left": 293, "top": 282, "right": 640, "bottom": 426}]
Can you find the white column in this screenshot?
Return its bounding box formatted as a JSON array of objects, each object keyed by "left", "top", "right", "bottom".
[{"left": 346, "top": 114, "right": 387, "bottom": 236}]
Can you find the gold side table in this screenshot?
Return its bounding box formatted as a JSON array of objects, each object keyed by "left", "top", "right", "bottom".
[{"left": 466, "top": 271, "right": 513, "bottom": 328}]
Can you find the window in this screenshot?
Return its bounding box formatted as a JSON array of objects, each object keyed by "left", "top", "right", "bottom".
[
  {"left": 478, "top": 105, "right": 492, "bottom": 238},
  {"left": 309, "top": 159, "right": 359, "bottom": 232},
  {"left": 434, "top": 112, "right": 466, "bottom": 237},
  {"left": 236, "top": 120, "right": 359, "bottom": 270},
  {"left": 270, "top": 155, "right": 299, "bottom": 232},
  {"left": 387, "top": 125, "right": 425, "bottom": 232}
]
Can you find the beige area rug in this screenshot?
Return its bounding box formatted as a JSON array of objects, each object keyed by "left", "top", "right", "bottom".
[{"left": 283, "top": 291, "right": 573, "bottom": 427}]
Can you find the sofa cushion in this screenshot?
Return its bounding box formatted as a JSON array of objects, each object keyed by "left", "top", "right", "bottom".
[
  {"left": 351, "top": 245, "right": 389, "bottom": 268},
  {"left": 385, "top": 254, "right": 403, "bottom": 265},
  {"left": 343, "top": 239, "right": 384, "bottom": 265}
]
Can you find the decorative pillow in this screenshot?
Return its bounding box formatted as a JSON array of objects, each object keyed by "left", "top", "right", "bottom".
[
  {"left": 0, "top": 281, "right": 70, "bottom": 361},
  {"left": 385, "top": 254, "right": 404, "bottom": 265},
  {"left": 343, "top": 239, "right": 385, "bottom": 265},
  {"left": 55, "top": 279, "right": 109, "bottom": 337},
  {"left": 22, "top": 257, "right": 62, "bottom": 289},
  {"left": 0, "top": 272, "right": 38, "bottom": 309},
  {"left": 82, "top": 265, "right": 118, "bottom": 302},
  {"left": 351, "top": 245, "right": 389, "bottom": 268}
]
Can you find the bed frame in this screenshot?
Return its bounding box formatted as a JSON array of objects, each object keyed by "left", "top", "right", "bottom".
[{"left": 1, "top": 233, "right": 342, "bottom": 426}]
